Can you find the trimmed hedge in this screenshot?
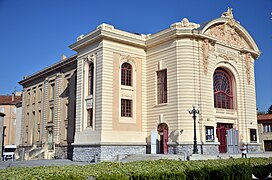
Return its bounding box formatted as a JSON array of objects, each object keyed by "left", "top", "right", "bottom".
[{"left": 0, "top": 157, "right": 271, "bottom": 179}]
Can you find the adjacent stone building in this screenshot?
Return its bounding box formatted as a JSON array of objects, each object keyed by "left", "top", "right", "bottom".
[
  {"left": 19, "top": 55, "right": 77, "bottom": 160},
  {"left": 0, "top": 92, "right": 22, "bottom": 147},
  {"left": 19, "top": 8, "right": 261, "bottom": 161},
  {"left": 257, "top": 114, "right": 272, "bottom": 151},
  {"left": 0, "top": 112, "right": 5, "bottom": 159}
]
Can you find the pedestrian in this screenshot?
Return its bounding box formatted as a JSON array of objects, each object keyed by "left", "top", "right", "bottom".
[{"left": 241, "top": 143, "right": 247, "bottom": 158}]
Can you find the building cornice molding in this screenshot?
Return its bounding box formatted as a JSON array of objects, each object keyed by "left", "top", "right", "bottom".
[
  {"left": 69, "top": 23, "right": 146, "bottom": 51},
  {"left": 19, "top": 55, "right": 77, "bottom": 86}
]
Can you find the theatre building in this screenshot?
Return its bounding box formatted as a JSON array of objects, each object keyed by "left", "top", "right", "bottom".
[{"left": 19, "top": 8, "right": 261, "bottom": 161}]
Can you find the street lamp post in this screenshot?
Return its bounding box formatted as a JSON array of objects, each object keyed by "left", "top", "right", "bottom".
[{"left": 189, "top": 106, "right": 199, "bottom": 154}]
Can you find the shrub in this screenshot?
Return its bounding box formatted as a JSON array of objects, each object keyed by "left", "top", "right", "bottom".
[{"left": 0, "top": 157, "right": 271, "bottom": 179}]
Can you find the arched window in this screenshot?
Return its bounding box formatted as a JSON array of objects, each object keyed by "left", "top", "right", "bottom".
[
  {"left": 121, "top": 63, "right": 132, "bottom": 86},
  {"left": 213, "top": 68, "right": 233, "bottom": 109}
]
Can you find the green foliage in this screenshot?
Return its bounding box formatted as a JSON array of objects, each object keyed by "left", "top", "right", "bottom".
[
  {"left": 0, "top": 158, "right": 271, "bottom": 180},
  {"left": 268, "top": 105, "right": 272, "bottom": 114}
]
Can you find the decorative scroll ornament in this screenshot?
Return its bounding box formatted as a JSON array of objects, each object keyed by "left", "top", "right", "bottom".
[
  {"left": 245, "top": 53, "right": 251, "bottom": 85},
  {"left": 202, "top": 39, "right": 214, "bottom": 75},
  {"left": 84, "top": 54, "right": 96, "bottom": 63},
  {"left": 120, "top": 54, "right": 137, "bottom": 62}
]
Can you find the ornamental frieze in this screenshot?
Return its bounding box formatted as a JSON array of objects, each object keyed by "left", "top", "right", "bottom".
[
  {"left": 215, "top": 47, "right": 238, "bottom": 63},
  {"left": 206, "top": 20, "right": 248, "bottom": 49}
]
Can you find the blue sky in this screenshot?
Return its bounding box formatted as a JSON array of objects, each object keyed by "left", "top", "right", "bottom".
[{"left": 0, "top": 0, "right": 271, "bottom": 111}]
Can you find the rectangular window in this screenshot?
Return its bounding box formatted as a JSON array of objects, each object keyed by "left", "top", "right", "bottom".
[
  {"left": 263, "top": 124, "right": 272, "bottom": 133},
  {"left": 88, "top": 63, "right": 94, "bottom": 95},
  {"left": 205, "top": 126, "right": 214, "bottom": 141},
  {"left": 157, "top": 69, "right": 167, "bottom": 104},
  {"left": 26, "top": 113, "right": 29, "bottom": 126},
  {"left": 25, "top": 131, "right": 28, "bottom": 143},
  {"left": 48, "top": 130, "right": 54, "bottom": 150},
  {"left": 264, "top": 140, "right": 272, "bottom": 151},
  {"left": 38, "top": 110, "right": 41, "bottom": 125},
  {"left": 27, "top": 91, "right": 31, "bottom": 105},
  {"left": 121, "top": 99, "right": 132, "bottom": 117},
  {"left": 33, "top": 90, "right": 36, "bottom": 103},
  {"left": 37, "top": 130, "right": 40, "bottom": 142},
  {"left": 38, "top": 87, "right": 42, "bottom": 101},
  {"left": 50, "top": 83, "right": 55, "bottom": 99},
  {"left": 87, "top": 108, "right": 93, "bottom": 127},
  {"left": 49, "top": 107, "right": 54, "bottom": 122},
  {"left": 250, "top": 129, "right": 257, "bottom": 142}
]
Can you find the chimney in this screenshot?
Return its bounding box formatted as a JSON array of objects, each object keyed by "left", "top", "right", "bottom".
[{"left": 12, "top": 92, "right": 15, "bottom": 102}]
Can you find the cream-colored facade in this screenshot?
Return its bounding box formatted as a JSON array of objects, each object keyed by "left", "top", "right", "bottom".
[
  {"left": 70, "top": 8, "right": 260, "bottom": 161},
  {"left": 19, "top": 8, "right": 261, "bottom": 161}
]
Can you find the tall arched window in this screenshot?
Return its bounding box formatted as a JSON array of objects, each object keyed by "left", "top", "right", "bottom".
[
  {"left": 121, "top": 63, "right": 132, "bottom": 86},
  {"left": 213, "top": 68, "right": 233, "bottom": 109}
]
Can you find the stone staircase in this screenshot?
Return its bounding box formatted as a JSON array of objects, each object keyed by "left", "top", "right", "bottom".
[
  {"left": 29, "top": 148, "right": 46, "bottom": 160},
  {"left": 24, "top": 145, "right": 47, "bottom": 160}
]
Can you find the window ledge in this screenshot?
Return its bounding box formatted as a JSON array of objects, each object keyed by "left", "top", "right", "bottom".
[
  {"left": 153, "top": 103, "right": 168, "bottom": 108},
  {"left": 205, "top": 140, "right": 215, "bottom": 142},
  {"left": 119, "top": 117, "right": 136, "bottom": 124},
  {"left": 121, "top": 86, "right": 133, "bottom": 91}
]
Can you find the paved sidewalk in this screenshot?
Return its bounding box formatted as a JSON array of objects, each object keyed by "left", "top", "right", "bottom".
[
  {"left": 0, "top": 159, "right": 90, "bottom": 170},
  {"left": 121, "top": 152, "right": 272, "bottom": 163},
  {"left": 1, "top": 152, "right": 272, "bottom": 169}
]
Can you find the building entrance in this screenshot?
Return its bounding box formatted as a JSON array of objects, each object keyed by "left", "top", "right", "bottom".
[
  {"left": 157, "top": 123, "right": 168, "bottom": 154},
  {"left": 216, "top": 123, "right": 233, "bottom": 153}
]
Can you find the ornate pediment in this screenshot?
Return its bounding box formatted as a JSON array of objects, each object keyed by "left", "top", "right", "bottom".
[{"left": 206, "top": 19, "right": 249, "bottom": 49}]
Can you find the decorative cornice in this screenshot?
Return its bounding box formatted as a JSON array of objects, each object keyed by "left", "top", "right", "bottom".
[{"left": 19, "top": 55, "right": 77, "bottom": 86}]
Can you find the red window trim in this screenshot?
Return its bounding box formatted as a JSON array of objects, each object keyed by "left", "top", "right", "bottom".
[{"left": 214, "top": 69, "right": 233, "bottom": 109}]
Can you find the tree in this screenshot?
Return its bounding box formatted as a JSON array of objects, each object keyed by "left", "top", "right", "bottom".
[{"left": 268, "top": 105, "right": 272, "bottom": 114}]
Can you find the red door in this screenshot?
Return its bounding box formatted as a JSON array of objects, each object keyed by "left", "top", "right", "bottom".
[
  {"left": 216, "top": 127, "right": 227, "bottom": 153},
  {"left": 216, "top": 123, "right": 233, "bottom": 153},
  {"left": 163, "top": 129, "right": 168, "bottom": 154}
]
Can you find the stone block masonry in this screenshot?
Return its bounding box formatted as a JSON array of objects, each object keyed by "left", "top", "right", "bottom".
[{"left": 73, "top": 145, "right": 146, "bottom": 162}]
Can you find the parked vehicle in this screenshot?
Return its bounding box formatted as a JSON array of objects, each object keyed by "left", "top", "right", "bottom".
[{"left": 3, "top": 144, "right": 16, "bottom": 161}]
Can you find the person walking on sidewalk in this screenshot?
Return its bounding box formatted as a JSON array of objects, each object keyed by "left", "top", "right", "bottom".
[{"left": 241, "top": 143, "right": 247, "bottom": 158}]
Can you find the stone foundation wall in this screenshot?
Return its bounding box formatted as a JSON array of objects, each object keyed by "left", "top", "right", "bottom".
[
  {"left": 168, "top": 143, "right": 219, "bottom": 155},
  {"left": 73, "top": 145, "right": 101, "bottom": 162},
  {"left": 72, "top": 145, "right": 146, "bottom": 162},
  {"left": 100, "top": 145, "right": 146, "bottom": 161},
  {"left": 54, "top": 145, "right": 68, "bottom": 159},
  {"left": 247, "top": 143, "right": 261, "bottom": 153}
]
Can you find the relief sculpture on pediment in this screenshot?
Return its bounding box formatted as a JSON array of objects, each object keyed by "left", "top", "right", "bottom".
[{"left": 207, "top": 20, "right": 248, "bottom": 49}]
